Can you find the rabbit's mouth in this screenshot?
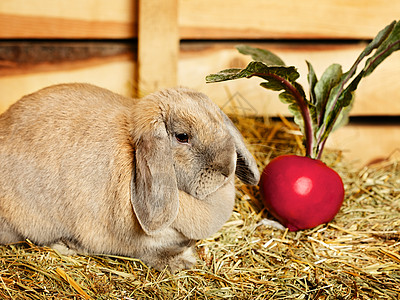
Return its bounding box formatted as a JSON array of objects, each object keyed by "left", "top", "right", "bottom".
[{"left": 192, "top": 172, "right": 233, "bottom": 200}]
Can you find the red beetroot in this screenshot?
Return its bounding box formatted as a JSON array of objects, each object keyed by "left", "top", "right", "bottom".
[
  {"left": 259, "top": 155, "right": 344, "bottom": 231},
  {"left": 207, "top": 25, "right": 400, "bottom": 231}
]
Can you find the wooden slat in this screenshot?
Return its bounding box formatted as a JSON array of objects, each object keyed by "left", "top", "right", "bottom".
[
  {"left": 179, "top": 0, "right": 400, "bottom": 39},
  {"left": 0, "top": 0, "right": 137, "bottom": 38},
  {"left": 0, "top": 14, "right": 136, "bottom": 39},
  {"left": 137, "top": 0, "right": 179, "bottom": 95},
  {"left": 178, "top": 42, "right": 400, "bottom": 116},
  {"left": 2, "top": 41, "right": 400, "bottom": 116},
  {"left": 0, "top": 58, "right": 135, "bottom": 112},
  {"left": 0, "top": 42, "right": 135, "bottom": 76},
  {"left": 326, "top": 125, "right": 400, "bottom": 167},
  {"left": 2, "top": 0, "right": 399, "bottom": 40},
  {"left": 1, "top": 41, "right": 400, "bottom": 116},
  {"left": 0, "top": 42, "right": 137, "bottom": 112},
  {"left": 0, "top": 0, "right": 134, "bottom": 21}
]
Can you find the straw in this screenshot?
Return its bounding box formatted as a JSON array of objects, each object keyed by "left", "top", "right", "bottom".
[{"left": 1, "top": 116, "right": 399, "bottom": 299}]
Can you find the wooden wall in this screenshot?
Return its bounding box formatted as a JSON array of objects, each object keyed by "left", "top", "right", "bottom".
[{"left": 1, "top": 0, "right": 399, "bottom": 166}]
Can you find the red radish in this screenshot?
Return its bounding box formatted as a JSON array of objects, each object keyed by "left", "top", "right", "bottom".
[
  {"left": 207, "top": 21, "right": 400, "bottom": 230},
  {"left": 259, "top": 155, "right": 344, "bottom": 231}
]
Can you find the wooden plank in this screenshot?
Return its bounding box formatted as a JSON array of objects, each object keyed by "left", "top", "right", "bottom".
[
  {"left": 179, "top": 0, "right": 400, "bottom": 39},
  {"left": 0, "top": 14, "right": 136, "bottom": 39},
  {"left": 1, "top": 41, "right": 400, "bottom": 116},
  {"left": 137, "top": 0, "right": 179, "bottom": 95},
  {"left": 0, "top": 42, "right": 136, "bottom": 112},
  {"left": 325, "top": 124, "right": 400, "bottom": 167},
  {"left": 0, "top": 53, "right": 398, "bottom": 166},
  {"left": 178, "top": 42, "right": 400, "bottom": 116},
  {"left": 0, "top": 0, "right": 137, "bottom": 38},
  {"left": 2, "top": 0, "right": 398, "bottom": 40},
  {"left": 0, "top": 58, "right": 136, "bottom": 113},
  {"left": 0, "top": 42, "right": 136, "bottom": 76},
  {"left": 2, "top": 41, "right": 400, "bottom": 116},
  {"left": 0, "top": 0, "right": 134, "bottom": 21}
]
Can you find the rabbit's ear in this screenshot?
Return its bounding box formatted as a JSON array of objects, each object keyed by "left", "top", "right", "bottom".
[
  {"left": 222, "top": 112, "right": 260, "bottom": 185},
  {"left": 130, "top": 118, "right": 179, "bottom": 235}
]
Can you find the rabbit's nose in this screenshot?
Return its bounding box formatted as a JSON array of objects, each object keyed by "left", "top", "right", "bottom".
[
  {"left": 214, "top": 161, "right": 235, "bottom": 178},
  {"left": 213, "top": 152, "right": 236, "bottom": 178},
  {"left": 208, "top": 137, "right": 236, "bottom": 178}
]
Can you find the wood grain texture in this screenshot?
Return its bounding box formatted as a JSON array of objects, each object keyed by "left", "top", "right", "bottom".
[
  {"left": 2, "top": 0, "right": 399, "bottom": 39},
  {"left": 0, "top": 42, "right": 136, "bottom": 76},
  {"left": 0, "top": 0, "right": 135, "bottom": 21},
  {"left": 178, "top": 42, "right": 400, "bottom": 116},
  {"left": 326, "top": 124, "right": 400, "bottom": 167},
  {"left": 1, "top": 42, "right": 399, "bottom": 116},
  {"left": 0, "top": 0, "right": 137, "bottom": 38},
  {"left": 179, "top": 0, "right": 400, "bottom": 39},
  {"left": 0, "top": 14, "right": 136, "bottom": 39},
  {"left": 137, "top": 0, "right": 179, "bottom": 95},
  {"left": 0, "top": 58, "right": 136, "bottom": 113}
]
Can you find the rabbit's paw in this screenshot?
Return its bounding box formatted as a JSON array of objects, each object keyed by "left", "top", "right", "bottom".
[
  {"left": 50, "top": 241, "right": 78, "bottom": 256},
  {"left": 165, "top": 246, "right": 197, "bottom": 272},
  {"left": 147, "top": 246, "right": 197, "bottom": 272}
]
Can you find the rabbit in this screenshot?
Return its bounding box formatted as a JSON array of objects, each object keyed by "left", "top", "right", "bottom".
[{"left": 0, "top": 83, "right": 260, "bottom": 272}]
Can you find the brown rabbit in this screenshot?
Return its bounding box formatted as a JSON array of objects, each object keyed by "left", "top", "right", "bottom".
[{"left": 0, "top": 83, "right": 259, "bottom": 271}]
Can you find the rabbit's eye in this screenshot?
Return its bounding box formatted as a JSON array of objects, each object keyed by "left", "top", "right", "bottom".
[{"left": 175, "top": 133, "right": 189, "bottom": 144}]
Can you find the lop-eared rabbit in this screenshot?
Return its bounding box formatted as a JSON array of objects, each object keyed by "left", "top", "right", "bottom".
[{"left": 0, "top": 83, "right": 259, "bottom": 271}]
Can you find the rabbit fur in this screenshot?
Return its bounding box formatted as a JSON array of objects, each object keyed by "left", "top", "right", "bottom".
[{"left": 0, "top": 83, "right": 259, "bottom": 271}]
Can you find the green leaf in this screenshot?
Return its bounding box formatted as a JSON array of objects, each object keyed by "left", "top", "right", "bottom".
[
  {"left": 332, "top": 100, "right": 352, "bottom": 132},
  {"left": 287, "top": 102, "right": 305, "bottom": 136},
  {"left": 339, "top": 72, "right": 363, "bottom": 107},
  {"left": 206, "top": 21, "right": 400, "bottom": 160},
  {"left": 293, "top": 82, "right": 307, "bottom": 105},
  {"left": 306, "top": 61, "right": 318, "bottom": 105},
  {"left": 315, "top": 20, "right": 400, "bottom": 156},
  {"left": 278, "top": 91, "right": 297, "bottom": 104},
  {"left": 364, "top": 21, "right": 400, "bottom": 76},
  {"left": 259, "top": 69, "right": 301, "bottom": 93},
  {"left": 236, "top": 44, "right": 286, "bottom": 66},
  {"left": 243, "top": 61, "right": 300, "bottom": 81},
  {"left": 315, "top": 72, "right": 359, "bottom": 149},
  {"left": 314, "top": 64, "right": 343, "bottom": 125},
  {"left": 353, "top": 21, "right": 396, "bottom": 68},
  {"left": 206, "top": 61, "right": 300, "bottom": 85},
  {"left": 305, "top": 61, "right": 320, "bottom": 145},
  {"left": 316, "top": 83, "right": 344, "bottom": 142},
  {"left": 205, "top": 68, "right": 244, "bottom": 83},
  {"left": 243, "top": 62, "right": 306, "bottom": 133},
  {"left": 206, "top": 59, "right": 314, "bottom": 156}
]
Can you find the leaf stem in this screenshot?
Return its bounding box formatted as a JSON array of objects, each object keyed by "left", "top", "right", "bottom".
[
  {"left": 249, "top": 73, "right": 314, "bottom": 157},
  {"left": 316, "top": 138, "right": 327, "bottom": 160},
  {"left": 364, "top": 40, "right": 400, "bottom": 74},
  {"left": 315, "top": 79, "right": 351, "bottom": 153},
  {"left": 316, "top": 32, "right": 400, "bottom": 154}
]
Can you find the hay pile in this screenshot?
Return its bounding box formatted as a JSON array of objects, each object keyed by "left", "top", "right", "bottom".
[{"left": 0, "top": 117, "right": 399, "bottom": 299}]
